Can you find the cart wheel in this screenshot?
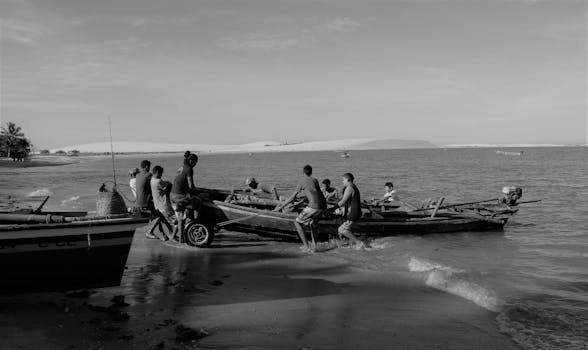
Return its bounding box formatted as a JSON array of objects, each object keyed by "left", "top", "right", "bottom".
[{"left": 183, "top": 222, "right": 214, "bottom": 247}]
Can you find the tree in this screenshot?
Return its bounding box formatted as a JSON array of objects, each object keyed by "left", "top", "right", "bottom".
[
  {"left": 1, "top": 122, "right": 30, "bottom": 160},
  {"left": 40, "top": 149, "right": 50, "bottom": 155}
]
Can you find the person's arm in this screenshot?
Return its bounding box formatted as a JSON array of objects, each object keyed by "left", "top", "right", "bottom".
[
  {"left": 379, "top": 192, "right": 393, "bottom": 202},
  {"left": 337, "top": 186, "right": 352, "bottom": 208},
  {"left": 187, "top": 168, "right": 196, "bottom": 192},
  {"left": 159, "top": 180, "right": 171, "bottom": 194}
]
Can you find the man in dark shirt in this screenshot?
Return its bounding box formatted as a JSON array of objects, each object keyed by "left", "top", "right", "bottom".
[
  {"left": 135, "top": 160, "right": 153, "bottom": 209},
  {"left": 334, "top": 172, "right": 364, "bottom": 247},
  {"left": 171, "top": 152, "right": 200, "bottom": 240},
  {"left": 275, "top": 165, "right": 326, "bottom": 251}
]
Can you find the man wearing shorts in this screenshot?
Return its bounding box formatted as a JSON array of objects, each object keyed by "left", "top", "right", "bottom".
[
  {"left": 171, "top": 152, "right": 201, "bottom": 240},
  {"left": 335, "top": 173, "right": 364, "bottom": 247},
  {"left": 275, "top": 165, "right": 326, "bottom": 251}
]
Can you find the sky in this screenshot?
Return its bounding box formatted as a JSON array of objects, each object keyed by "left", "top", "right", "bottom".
[{"left": 0, "top": 0, "right": 586, "bottom": 149}]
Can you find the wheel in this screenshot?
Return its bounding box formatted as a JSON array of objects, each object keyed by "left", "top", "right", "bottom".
[{"left": 182, "top": 222, "right": 214, "bottom": 247}]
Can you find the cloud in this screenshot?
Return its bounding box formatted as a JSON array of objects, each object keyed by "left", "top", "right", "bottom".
[
  {"left": 323, "top": 17, "right": 361, "bottom": 33},
  {"left": 217, "top": 30, "right": 314, "bottom": 53},
  {"left": 216, "top": 17, "right": 361, "bottom": 53},
  {"left": 124, "top": 16, "right": 197, "bottom": 28},
  {"left": 1, "top": 19, "right": 46, "bottom": 44}
]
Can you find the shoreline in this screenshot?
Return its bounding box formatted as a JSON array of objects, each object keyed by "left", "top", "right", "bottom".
[
  {"left": 0, "top": 156, "right": 78, "bottom": 168},
  {"left": 0, "top": 230, "right": 519, "bottom": 349}
]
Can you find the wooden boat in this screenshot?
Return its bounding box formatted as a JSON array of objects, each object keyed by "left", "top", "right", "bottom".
[
  {"left": 202, "top": 195, "right": 508, "bottom": 239},
  {"left": 0, "top": 208, "right": 148, "bottom": 293}
]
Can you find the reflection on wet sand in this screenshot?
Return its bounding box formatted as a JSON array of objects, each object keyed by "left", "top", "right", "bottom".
[{"left": 0, "top": 230, "right": 519, "bottom": 349}]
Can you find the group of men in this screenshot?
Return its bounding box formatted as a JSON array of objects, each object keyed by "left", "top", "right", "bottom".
[
  {"left": 272, "top": 165, "right": 365, "bottom": 251},
  {"left": 129, "top": 151, "right": 201, "bottom": 241},
  {"left": 128, "top": 151, "right": 395, "bottom": 251},
  {"left": 244, "top": 168, "right": 402, "bottom": 251}
]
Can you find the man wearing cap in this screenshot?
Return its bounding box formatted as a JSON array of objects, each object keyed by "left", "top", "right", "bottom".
[{"left": 244, "top": 177, "right": 280, "bottom": 200}]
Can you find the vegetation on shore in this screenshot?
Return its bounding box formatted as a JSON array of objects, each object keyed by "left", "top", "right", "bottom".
[{"left": 0, "top": 122, "right": 32, "bottom": 161}]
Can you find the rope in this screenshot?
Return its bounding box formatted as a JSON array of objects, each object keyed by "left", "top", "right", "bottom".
[{"left": 87, "top": 220, "right": 92, "bottom": 249}]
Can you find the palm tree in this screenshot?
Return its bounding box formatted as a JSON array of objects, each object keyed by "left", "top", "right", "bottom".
[{"left": 1, "top": 122, "right": 26, "bottom": 159}]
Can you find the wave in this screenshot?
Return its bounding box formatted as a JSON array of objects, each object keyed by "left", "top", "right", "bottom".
[
  {"left": 60, "top": 196, "right": 81, "bottom": 206},
  {"left": 496, "top": 298, "right": 588, "bottom": 350},
  {"left": 408, "top": 257, "right": 502, "bottom": 312},
  {"left": 27, "top": 188, "right": 53, "bottom": 197}
]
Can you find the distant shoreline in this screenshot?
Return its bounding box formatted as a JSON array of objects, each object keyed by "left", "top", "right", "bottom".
[{"left": 0, "top": 156, "right": 77, "bottom": 168}]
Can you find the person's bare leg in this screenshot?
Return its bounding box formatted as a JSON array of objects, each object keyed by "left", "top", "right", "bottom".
[
  {"left": 294, "top": 221, "right": 310, "bottom": 250},
  {"left": 147, "top": 217, "right": 160, "bottom": 238},
  {"left": 338, "top": 222, "right": 363, "bottom": 247},
  {"left": 340, "top": 231, "right": 362, "bottom": 245}
]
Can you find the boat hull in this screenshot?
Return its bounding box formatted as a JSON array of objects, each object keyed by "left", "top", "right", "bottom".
[
  {"left": 0, "top": 217, "right": 148, "bottom": 293},
  {"left": 210, "top": 201, "right": 507, "bottom": 239}
]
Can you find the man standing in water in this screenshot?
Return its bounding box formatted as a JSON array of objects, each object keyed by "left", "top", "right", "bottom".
[
  {"left": 135, "top": 160, "right": 155, "bottom": 239},
  {"left": 171, "top": 151, "right": 200, "bottom": 240},
  {"left": 334, "top": 172, "right": 365, "bottom": 248},
  {"left": 274, "top": 164, "right": 326, "bottom": 251}
]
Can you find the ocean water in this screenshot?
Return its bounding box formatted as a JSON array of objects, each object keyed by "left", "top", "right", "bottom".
[{"left": 1, "top": 147, "right": 587, "bottom": 349}]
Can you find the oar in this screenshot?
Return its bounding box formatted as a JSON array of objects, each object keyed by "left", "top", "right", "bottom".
[
  {"left": 515, "top": 199, "right": 541, "bottom": 205},
  {"left": 412, "top": 198, "right": 498, "bottom": 212}
]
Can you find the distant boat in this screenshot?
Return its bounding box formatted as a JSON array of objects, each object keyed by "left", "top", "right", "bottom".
[
  {"left": 496, "top": 150, "right": 524, "bottom": 156},
  {"left": 341, "top": 152, "right": 351, "bottom": 158}
]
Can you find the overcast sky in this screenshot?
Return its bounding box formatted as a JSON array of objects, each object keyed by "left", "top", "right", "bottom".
[{"left": 1, "top": 0, "right": 586, "bottom": 148}]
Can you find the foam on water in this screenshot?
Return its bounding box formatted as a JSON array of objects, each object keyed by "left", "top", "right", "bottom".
[
  {"left": 60, "top": 196, "right": 80, "bottom": 206},
  {"left": 28, "top": 188, "right": 53, "bottom": 197},
  {"left": 408, "top": 257, "right": 502, "bottom": 312},
  {"left": 496, "top": 298, "right": 588, "bottom": 350}
]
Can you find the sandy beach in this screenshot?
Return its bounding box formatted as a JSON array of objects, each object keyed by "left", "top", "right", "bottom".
[{"left": 0, "top": 228, "right": 519, "bottom": 350}]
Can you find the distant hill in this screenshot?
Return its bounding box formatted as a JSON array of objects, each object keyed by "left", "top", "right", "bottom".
[
  {"left": 354, "top": 139, "right": 437, "bottom": 149},
  {"left": 50, "top": 138, "right": 437, "bottom": 154}
]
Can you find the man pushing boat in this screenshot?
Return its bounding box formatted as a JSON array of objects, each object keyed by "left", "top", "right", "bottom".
[
  {"left": 274, "top": 164, "right": 326, "bottom": 252},
  {"left": 332, "top": 172, "right": 366, "bottom": 249}
]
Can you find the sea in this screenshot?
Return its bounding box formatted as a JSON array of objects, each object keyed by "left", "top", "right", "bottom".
[{"left": 1, "top": 147, "right": 586, "bottom": 350}]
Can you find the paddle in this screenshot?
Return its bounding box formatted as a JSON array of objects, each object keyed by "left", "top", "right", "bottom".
[
  {"left": 515, "top": 200, "right": 542, "bottom": 205},
  {"left": 412, "top": 198, "right": 498, "bottom": 212}
]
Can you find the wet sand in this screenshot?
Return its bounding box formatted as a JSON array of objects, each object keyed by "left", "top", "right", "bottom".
[{"left": 0, "top": 230, "right": 519, "bottom": 350}]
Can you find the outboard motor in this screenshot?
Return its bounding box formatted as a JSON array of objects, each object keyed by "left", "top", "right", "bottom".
[{"left": 501, "top": 186, "right": 523, "bottom": 206}]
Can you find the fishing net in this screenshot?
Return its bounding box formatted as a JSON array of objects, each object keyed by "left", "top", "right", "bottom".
[{"left": 96, "top": 183, "right": 128, "bottom": 216}]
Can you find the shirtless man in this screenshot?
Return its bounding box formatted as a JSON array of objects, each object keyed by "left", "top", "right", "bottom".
[
  {"left": 274, "top": 165, "right": 326, "bottom": 251},
  {"left": 244, "top": 177, "right": 280, "bottom": 200}
]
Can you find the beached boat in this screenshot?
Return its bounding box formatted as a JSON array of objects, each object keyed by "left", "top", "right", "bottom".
[
  {"left": 203, "top": 195, "right": 508, "bottom": 239},
  {"left": 0, "top": 211, "right": 148, "bottom": 293}
]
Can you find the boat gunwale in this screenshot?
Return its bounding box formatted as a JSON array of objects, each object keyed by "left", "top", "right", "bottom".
[
  {"left": 0, "top": 216, "right": 149, "bottom": 231},
  {"left": 212, "top": 200, "right": 507, "bottom": 226}
]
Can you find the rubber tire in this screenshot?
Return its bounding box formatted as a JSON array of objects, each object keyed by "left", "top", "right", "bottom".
[{"left": 182, "top": 222, "right": 214, "bottom": 247}]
